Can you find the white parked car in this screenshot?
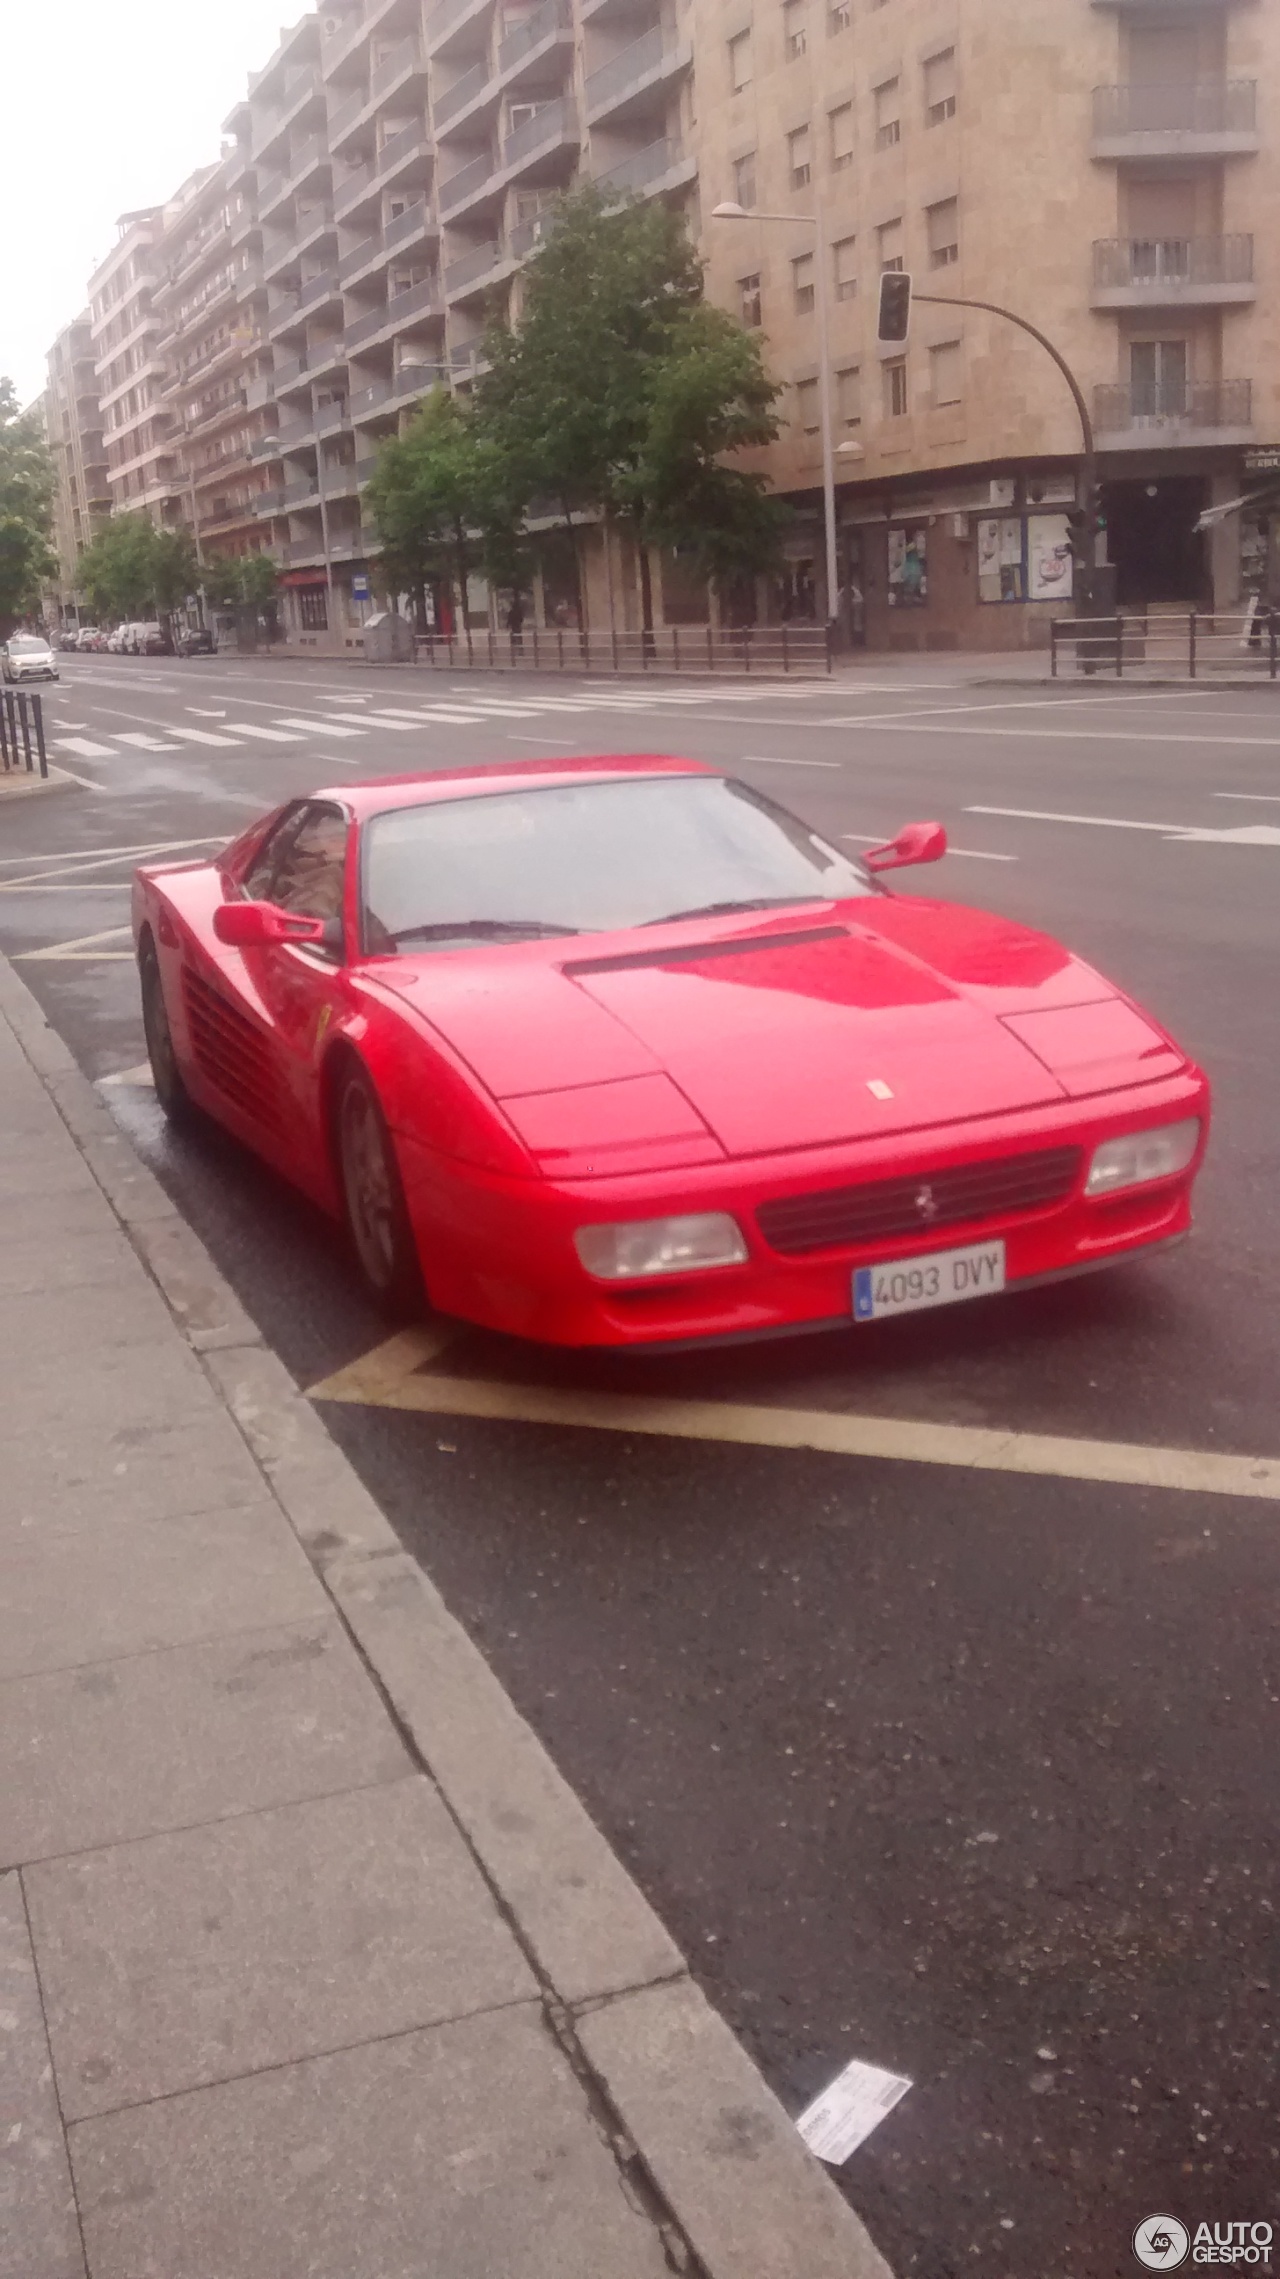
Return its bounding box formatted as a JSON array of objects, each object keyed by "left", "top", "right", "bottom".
[{"left": 2, "top": 635, "right": 59, "bottom": 683}]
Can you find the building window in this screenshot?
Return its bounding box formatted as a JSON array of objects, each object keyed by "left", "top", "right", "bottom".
[
  {"left": 739, "top": 271, "right": 762, "bottom": 328},
  {"left": 728, "top": 29, "right": 752, "bottom": 92},
  {"left": 298, "top": 586, "right": 329, "bottom": 630},
  {"left": 793, "top": 253, "right": 815, "bottom": 314},
  {"left": 927, "top": 197, "right": 959, "bottom": 268},
  {"left": 929, "top": 340, "right": 962, "bottom": 406},
  {"left": 836, "top": 364, "right": 862, "bottom": 427},
  {"left": 733, "top": 151, "right": 757, "bottom": 208},
  {"left": 784, "top": 0, "right": 807, "bottom": 58},
  {"left": 883, "top": 357, "right": 909, "bottom": 417},
  {"left": 877, "top": 218, "right": 904, "bottom": 272},
  {"left": 788, "top": 125, "right": 812, "bottom": 190},
  {"left": 1131, "top": 337, "right": 1188, "bottom": 416},
  {"left": 828, "top": 0, "right": 850, "bottom": 30},
  {"left": 924, "top": 47, "right": 957, "bottom": 124},
  {"left": 874, "top": 78, "right": 901, "bottom": 149},
  {"left": 795, "top": 378, "right": 820, "bottom": 435},
  {"left": 833, "top": 235, "right": 857, "bottom": 300},
  {"left": 828, "top": 102, "right": 854, "bottom": 171}
]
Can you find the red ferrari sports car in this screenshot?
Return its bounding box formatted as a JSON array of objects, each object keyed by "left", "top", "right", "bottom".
[{"left": 132, "top": 756, "right": 1209, "bottom": 1348}]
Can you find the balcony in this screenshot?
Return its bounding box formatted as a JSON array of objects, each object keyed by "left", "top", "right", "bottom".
[
  {"left": 433, "top": 57, "right": 492, "bottom": 131},
  {"left": 426, "top": 0, "right": 495, "bottom": 62},
  {"left": 259, "top": 135, "right": 331, "bottom": 220},
  {"left": 250, "top": 431, "right": 282, "bottom": 458},
  {"left": 333, "top": 123, "right": 432, "bottom": 218},
  {"left": 1092, "top": 80, "right": 1258, "bottom": 157},
  {"left": 349, "top": 362, "right": 446, "bottom": 418},
  {"left": 252, "top": 66, "right": 324, "bottom": 161},
  {"left": 235, "top": 261, "right": 265, "bottom": 303},
  {"left": 269, "top": 272, "right": 343, "bottom": 338},
  {"left": 330, "top": 39, "right": 427, "bottom": 152},
  {"left": 246, "top": 373, "right": 276, "bottom": 409},
  {"left": 438, "top": 149, "right": 496, "bottom": 217},
  {"left": 443, "top": 237, "right": 504, "bottom": 296},
  {"left": 438, "top": 97, "right": 578, "bottom": 218},
  {"left": 1091, "top": 234, "right": 1254, "bottom": 307},
  {"left": 595, "top": 134, "right": 696, "bottom": 203},
  {"left": 255, "top": 487, "right": 287, "bottom": 517},
  {"left": 321, "top": 0, "right": 409, "bottom": 78},
  {"left": 1094, "top": 379, "right": 1253, "bottom": 447},
  {"left": 282, "top": 475, "right": 321, "bottom": 506},
  {"left": 340, "top": 198, "right": 435, "bottom": 285},
  {"left": 583, "top": 29, "right": 693, "bottom": 127},
  {"left": 284, "top": 538, "right": 327, "bottom": 564},
  {"left": 344, "top": 277, "right": 443, "bottom": 350}
]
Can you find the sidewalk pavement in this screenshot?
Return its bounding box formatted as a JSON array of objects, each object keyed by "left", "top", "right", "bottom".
[{"left": 0, "top": 950, "right": 892, "bottom": 2279}]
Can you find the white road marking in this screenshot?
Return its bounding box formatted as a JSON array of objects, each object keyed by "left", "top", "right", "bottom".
[
  {"left": 840, "top": 833, "right": 1015, "bottom": 863},
  {"left": 969, "top": 804, "right": 1280, "bottom": 850},
  {"left": 56, "top": 738, "right": 115, "bottom": 758},
  {"left": 1215, "top": 791, "right": 1280, "bottom": 804},
  {"left": 742, "top": 754, "right": 841, "bottom": 769},
  {"left": 506, "top": 734, "right": 580, "bottom": 745},
  {"left": 51, "top": 765, "right": 112, "bottom": 792},
  {"left": 187, "top": 707, "right": 228, "bottom": 717},
  {"left": 326, "top": 711, "right": 418, "bottom": 731},
  {"left": 861, "top": 720, "right": 1280, "bottom": 751},
  {"left": 99, "top": 1062, "right": 154, "bottom": 1087},
  {"left": 222, "top": 722, "right": 303, "bottom": 742},
  {"left": 17, "top": 924, "right": 134, "bottom": 962},
  {"left": 397, "top": 709, "right": 487, "bottom": 725},
  {"left": 112, "top": 733, "right": 180, "bottom": 751},
  {"left": 0, "top": 836, "right": 224, "bottom": 874},
  {"left": 309, "top": 1327, "right": 1280, "bottom": 1505},
  {"left": 167, "top": 726, "right": 242, "bottom": 747},
  {"left": 0, "top": 883, "right": 132, "bottom": 894},
  {"left": 272, "top": 716, "right": 365, "bottom": 738}
]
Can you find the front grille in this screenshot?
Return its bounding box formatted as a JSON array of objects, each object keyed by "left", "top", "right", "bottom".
[
  {"left": 181, "top": 966, "right": 282, "bottom": 1131},
  {"left": 756, "top": 1145, "right": 1082, "bottom": 1257}
]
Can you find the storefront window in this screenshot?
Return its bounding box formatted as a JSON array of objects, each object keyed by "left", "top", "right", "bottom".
[
  {"left": 298, "top": 587, "right": 329, "bottom": 631},
  {"left": 887, "top": 525, "right": 928, "bottom": 606}
]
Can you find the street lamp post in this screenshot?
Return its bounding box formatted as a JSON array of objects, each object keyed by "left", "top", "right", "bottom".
[{"left": 712, "top": 196, "right": 855, "bottom": 646}]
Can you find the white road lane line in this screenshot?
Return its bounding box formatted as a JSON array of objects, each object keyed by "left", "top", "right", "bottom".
[
  {"left": 506, "top": 734, "right": 580, "bottom": 744},
  {"left": 187, "top": 707, "right": 228, "bottom": 717},
  {"left": 1215, "top": 791, "right": 1280, "bottom": 803},
  {"left": 308, "top": 1330, "right": 1280, "bottom": 1506},
  {"left": 967, "top": 803, "right": 1280, "bottom": 849},
  {"left": 743, "top": 755, "right": 841, "bottom": 769},
  {"left": 17, "top": 925, "right": 134, "bottom": 962},
  {"left": 56, "top": 738, "right": 115, "bottom": 758},
  {"left": 326, "top": 712, "right": 419, "bottom": 731},
  {"left": 0, "top": 836, "right": 225, "bottom": 874},
  {"left": 112, "top": 733, "right": 180, "bottom": 751},
  {"left": 167, "top": 727, "right": 242, "bottom": 747},
  {"left": 859, "top": 720, "right": 1280, "bottom": 750},
  {"left": 272, "top": 716, "right": 366, "bottom": 738},
  {"left": 841, "top": 832, "right": 1016, "bottom": 863},
  {"left": 222, "top": 722, "right": 303, "bottom": 742}
]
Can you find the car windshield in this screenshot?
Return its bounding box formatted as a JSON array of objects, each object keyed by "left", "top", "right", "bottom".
[
  {"left": 361, "top": 774, "right": 876, "bottom": 954},
  {"left": 10, "top": 638, "right": 47, "bottom": 653}
]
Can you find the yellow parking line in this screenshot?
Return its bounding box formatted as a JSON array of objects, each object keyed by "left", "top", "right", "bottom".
[{"left": 308, "top": 1328, "right": 1280, "bottom": 1504}]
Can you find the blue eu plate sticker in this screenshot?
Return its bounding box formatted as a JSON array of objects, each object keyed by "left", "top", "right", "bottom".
[{"left": 853, "top": 1268, "right": 875, "bottom": 1321}]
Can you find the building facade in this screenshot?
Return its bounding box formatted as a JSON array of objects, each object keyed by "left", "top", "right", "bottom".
[
  {"left": 44, "top": 316, "right": 111, "bottom": 618},
  {"left": 59, "top": 0, "right": 1280, "bottom": 650},
  {"left": 700, "top": 0, "right": 1277, "bottom": 648}
]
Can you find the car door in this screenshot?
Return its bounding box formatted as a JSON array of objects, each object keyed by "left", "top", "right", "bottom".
[{"left": 240, "top": 800, "right": 355, "bottom": 1177}]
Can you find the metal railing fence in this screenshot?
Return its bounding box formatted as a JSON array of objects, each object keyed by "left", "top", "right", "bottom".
[
  {"left": 412, "top": 623, "right": 833, "bottom": 676},
  {"left": 1051, "top": 610, "right": 1280, "bottom": 681},
  {"left": 0, "top": 689, "right": 49, "bottom": 778}
]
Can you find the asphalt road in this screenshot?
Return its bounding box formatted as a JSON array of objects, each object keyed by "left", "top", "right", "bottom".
[{"left": 3, "top": 651, "right": 1277, "bottom": 2277}]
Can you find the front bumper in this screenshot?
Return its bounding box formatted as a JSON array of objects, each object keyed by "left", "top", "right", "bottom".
[{"left": 397, "top": 1068, "right": 1209, "bottom": 1348}]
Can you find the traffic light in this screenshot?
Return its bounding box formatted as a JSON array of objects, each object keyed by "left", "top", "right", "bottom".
[{"left": 877, "top": 269, "right": 912, "bottom": 345}]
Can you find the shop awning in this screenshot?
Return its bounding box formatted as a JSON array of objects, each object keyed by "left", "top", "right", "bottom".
[{"left": 279, "top": 568, "right": 329, "bottom": 589}]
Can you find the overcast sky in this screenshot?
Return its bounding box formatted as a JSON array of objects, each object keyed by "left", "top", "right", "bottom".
[{"left": 1, "top": 0, "right": 301, "bottom": 408}]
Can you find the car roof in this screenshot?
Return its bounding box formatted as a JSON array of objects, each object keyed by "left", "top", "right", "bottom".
[{"left": 316, "top": 753, "right": 716, "bottom": 817}]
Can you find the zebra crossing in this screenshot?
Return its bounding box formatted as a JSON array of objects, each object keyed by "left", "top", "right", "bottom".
[{"left": 51, "top": 678, "right": 827, "bottom": 763}]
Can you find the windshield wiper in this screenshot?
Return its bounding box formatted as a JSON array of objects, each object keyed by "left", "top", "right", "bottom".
[
  {"left": 389, "top": 918, "right": 582, "bottom": 945},
  {"left": 641, "top": 896, "right": 824, "bottom": 927}
]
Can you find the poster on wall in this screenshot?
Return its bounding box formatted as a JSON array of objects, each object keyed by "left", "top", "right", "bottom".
[
  {"left": 887, "top": 525, "right": 928, "bottom": 606},
  {"left": 977, "top": 516, "right": 1028, "bottom": 602},
  {"left": 1027, "top": 512, "right": 1073, "bottom": 603}
]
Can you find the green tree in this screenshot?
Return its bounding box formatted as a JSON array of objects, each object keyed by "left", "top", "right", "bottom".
[
  {"left": 149, "top": 528, "right": 199, "bottom": 618},
  {"left": 477, "top": 187, "right": 703, "bottom": 627},
  {"left": 364, "top": 388, "right": 523, "bottom": 635},
  {"left": 627, "top": 305, "right": 786, "bottom": 597},
  {"left": 76, "top": 515, "right": 159, "bottom": 621},
  {"left": 0, "top": 377, "right": 56, "bottom": 628},
  {"left": 476, "top": 189, "right": 781, "bottom": 632}
]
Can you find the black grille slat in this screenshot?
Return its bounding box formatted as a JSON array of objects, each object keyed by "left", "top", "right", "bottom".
[
  {"left": 757, "top": 1145, "right": 1082, "bottom": 1256},
  {"left": 182, "top": 968, "right": 282, "bottom": 1130}
]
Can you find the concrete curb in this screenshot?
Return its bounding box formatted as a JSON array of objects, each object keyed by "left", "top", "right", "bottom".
[{"left": 0, "top": 949, "right": 895, "bottom": 2279}]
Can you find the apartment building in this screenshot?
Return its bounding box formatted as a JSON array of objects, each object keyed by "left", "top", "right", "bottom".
[
  {"left": 701, "top": 0, "right": 1278, "bottom": 649},
  {"left": 88, "top": 209, "right": 184, "bottom": 525},
  {"left": 153, "top": 158, "right": 278, "bottom": 566},
  {"left": 44, "top": 315, "right": 111, "bottom": 616}
]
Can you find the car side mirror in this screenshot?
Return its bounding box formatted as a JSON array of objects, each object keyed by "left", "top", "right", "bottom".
[
  {"left": 213, "top": 901, "right": 327, "bottom": 948},
  {"left": 862, "top": 821, "right": 948, "bottom": 874}
]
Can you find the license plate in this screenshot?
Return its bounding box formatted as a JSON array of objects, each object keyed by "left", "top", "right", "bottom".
[{"left": 853, "top": 1240, "right": 1006, "bottom": 1322}]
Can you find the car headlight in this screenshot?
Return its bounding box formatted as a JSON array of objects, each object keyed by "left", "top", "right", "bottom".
[
  {"left": 574, "top": 1212, "right": 749, "bottom": 1281},
  {"left": 1085, "top": 1117, "right": 1201, "bottom": 1197}
]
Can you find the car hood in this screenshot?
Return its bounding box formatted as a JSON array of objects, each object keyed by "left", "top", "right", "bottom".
[{"left": 371, "top": 899, "right": 1183, "bottom": 1162}]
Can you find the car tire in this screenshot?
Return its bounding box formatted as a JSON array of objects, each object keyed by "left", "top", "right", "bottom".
[
  {"left": 139, "top": 939, "right": 193, "bottom": 1123},
  {"left": 335, "top": 1062, "right": 423, "bottom": 1318}
]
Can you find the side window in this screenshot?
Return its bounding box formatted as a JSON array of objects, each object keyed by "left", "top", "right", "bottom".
[
  {"left": 268, "top": 803, "right": 349, "bottom": 924},
  {"left": 242, "top": 806, "right": 306, "bottom": 902}
]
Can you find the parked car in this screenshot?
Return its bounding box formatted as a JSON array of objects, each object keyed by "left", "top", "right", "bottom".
[
  {"left": 106, "top": 625, "right": 132, "bottom": 652},
  {"left": 75, "top": 627, "right": 105, "bottom": 652},
  {"left": 138, "top": 622, "right": 172, "bottom": 656},
  {"left": 2, "top": 635, "right": 59, "bottom": 683},
  {"left": 132, "top": 758, "right": 1211, "bottom": 1343},
  {"left": 176, "top": 626, "right": 216, "bottom": 657}
]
